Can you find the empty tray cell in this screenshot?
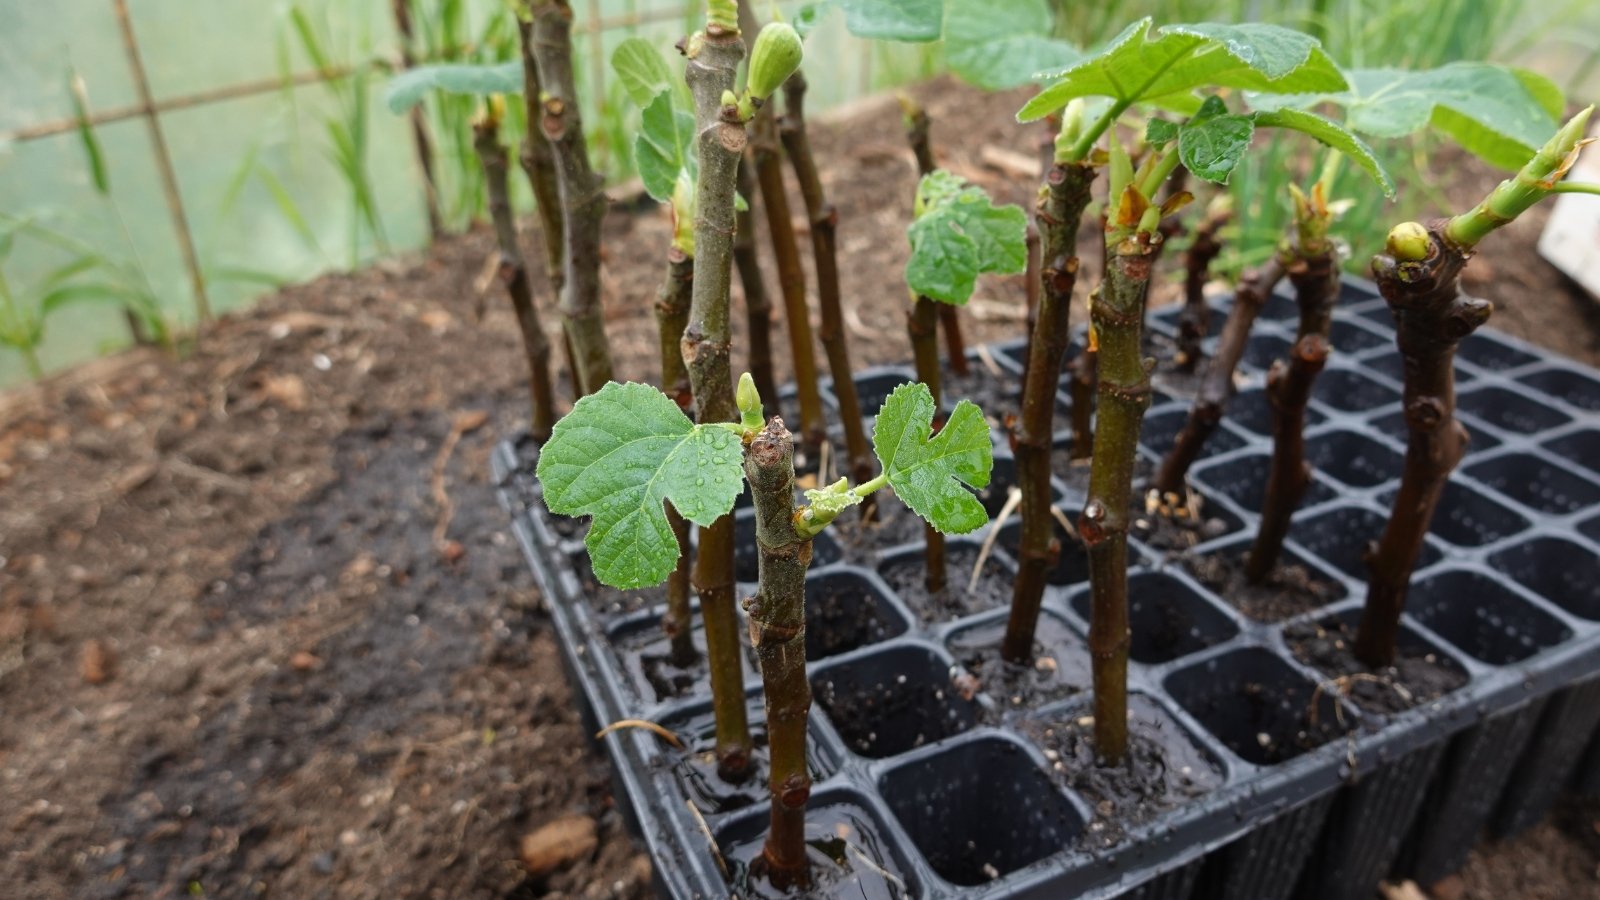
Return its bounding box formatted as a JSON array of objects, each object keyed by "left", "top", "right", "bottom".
[
  {"left": 997, "top": 517, "right": 1089, "bottom": 588},
  {"left": 812, "top": 643, "right": 978, "bottom": 758},
  {"left": 1408, "top": 570, "right": 1574, "bottom": 665},
  {"left": 1519, "top": 367, "right": 1600, "bottom": 412},
  {"left": 735, "top": 510, "right": 840, "bottom": 582},
  {"left": 1231, "top": 386, "right": 1328, "bottom": 436},
  {"left": 1242, "top": 331, "right": 1294, "bottom": 373},
  {"left": 1306, "top": 429, "right": 1403, "bottom": 489},
  {"left": 1456, "top": 333, "right": 1540, "bottom": 372},
  {"left": 1166, "top": 647, "right": 1349, "bottom": 766},
  {"left": 1139, "top": 406, "right": 1248, "bottom": 459},
  {"left": 719, "top": 789, "right": 919, "bottom": 899},
  {"left": 1466, "top": 452, "right": 1600, "bottom": 515},
  {"left": 1313, "top": 368, "right": 1402, "bottom": 414},
  {"left": 1329, "top": 318, "right": 1390, "bottom": 354},
  {"left": 1489, "top": 537, "right": 1600, "bottom": 622},
  {"left": 804, "top": 569, "right": 910, "bottom": 662},
  {"left": 1292, "top": 505, "right": 1439, "bottom": 579},
  {"left": 881, "top": 735, "right": 1085, "bottom": 886},
  {"left": 1458, "top": 386, "right": 1572, "bottom": 435},
  {"left": 851, "top": 369, "right": 918, "bottom": 415},
  {"left": 1070, "top": 570, "right": 1238, "bottom": 664},
  {"left": 1194, "top": 452, "right": 1337, "bottom": 511},
  {"left": 1544, "top": 430, "right": 1600, "bottom": 476},
  {"left": 1363, "top": 349, "right": 1406, "bottom": 384},
  {"left": 1261, "top": 289, "right": 1299, "bottom": 322},
  {"left": 1405, "top": 479, "right": 1529, "bottom": 548},
  {"left": 661, "top": 694, "right": 832, "bottom": 818}
]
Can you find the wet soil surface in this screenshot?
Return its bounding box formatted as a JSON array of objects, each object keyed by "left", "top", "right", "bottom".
[
  {"left": 948, "top": 614, "right": 1092, "bottom": 717},
  {"left": 879, "top": 543, "right": 1012, "bottom": 626},
  {"left": 0, "top": 74, "right": 1594, "bottom": 898},
  {"left": 1285, "top": 617, "right": 1470, "bottom": 716},
  {"left": 1022, "top": 696, "right": 1225, "bottom": 850},
  {"left": 1187, "top": 549, "right": 1347, "bottom": 622}
]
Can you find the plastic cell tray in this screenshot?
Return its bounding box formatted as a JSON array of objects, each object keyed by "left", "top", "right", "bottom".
[{"left": 491, "top": 276, "right": 1600, "bottom": 899}]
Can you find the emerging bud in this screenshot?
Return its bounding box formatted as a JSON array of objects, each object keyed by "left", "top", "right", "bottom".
[
  {"left": 736, "top": 371, "right": 764, "bottom": 432},
  {"left": 1386, "top": 221, "right": 1431, "bottom": 261},
  {"left": 746, "top": 22, "right": 803, "bottom": 101}
]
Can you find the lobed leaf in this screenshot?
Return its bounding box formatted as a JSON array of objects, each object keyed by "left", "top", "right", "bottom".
[
  {"left": 611, "top": 38, "right": 675, "bottom": 108},
  {"left": 537, "top": 382, "right": 746, "bottom": 589},
  {"left": 384, "top": 61, "right": 523, "bottom": 114},
  {"left": 942, "top": 0, "right": 1079, "bottom": 91},
  {"left": 1251, "top": 108, "right": 1395, "bottom": 197},
  {"left": 836, "top": 0, "right": 943, "bottom": 42},
  {"left": 1250, "top": 63, "right": 1563, "bottom": 171},
  {"left": 1018, "top": 18, "right": 1344, "bottom": 122},
  {"left": 872, "top": 383, "right": 992, "bottom": 535},
  {"left": 1179, "top": 112, "right": 1255, "bottom": 184},
  {"left": 634, "top": 92, "right": 695, "bottom": 203},
  {"left": 906, "top": 172, "right": 1027, "bottom": 305}
]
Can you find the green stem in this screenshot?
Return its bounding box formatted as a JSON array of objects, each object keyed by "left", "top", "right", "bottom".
[
  {"left": 1443, "top": 106, "right": 1593, "bottom": 250},
  {"left": 682, "top": 8, "right": 753, "bottom": 781},
  {"left": 743, "top": 417, "right": 813, "bottom": 888},
  {"left": 1551, "top": 181, "right": 1600, "bottom": 196},
  {"left": 1003, "top": 161, "right": 1096, "bottom": 664},
  {"left": 1080, "top": 224, "right": 1160, "bottom": 766}
]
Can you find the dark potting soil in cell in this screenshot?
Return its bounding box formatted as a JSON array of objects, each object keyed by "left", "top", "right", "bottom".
[
  {"left": 660, "top": 697, "right": 830, "bottom": 818},
  {"left": 722, "top": 801, "right": 913, "bottom": 900},
  {"left": 1186, "top": 549, "right": 1346, "bottom": 622},
  {"left": 829, "top": 495, "right": 930, "bottom": 560},
  {"left": 948, "top": 614, "right": 1093, "bottom": 715},
  {"left": 806, "top": 576, "right": 904, "bottom": 661},
  {"left": 1021, "top": 695, "right": 1225, "bottom": 849},
  {"left": 1284, "top": 617, "right": 1468, "bottom": 715},
  {"left": 570, "top": 553, "right": 664, "bottom": 618},
  {"left": 881, "top": 543, "right": 1013, "bottom": 625},
  {"left": 616, "top": 623, "right": 715, "bottom": 703},
  {"left": 942, "top": 365, "right": 1022, "bottom": 422}
]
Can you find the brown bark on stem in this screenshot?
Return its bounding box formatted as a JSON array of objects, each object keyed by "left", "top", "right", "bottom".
[
  {"left": 907, "top": 296, "right": 947, "bottom": 592},
  {"left": 742, "top": 417, "right": 814, "bottom": 888},
  {"left": 682, "top": 19, "right": 752, "bottom": 780},
  {"left": 1245, "top": 243, "right": 1339, "bottom": 582},
  {"left": 1176, "top": 204, "right": 1230, "bottom": 373},
  {"left": 1020, "top": 224, "right": 1041, "bottom": 381},
  {"left": 516, "top": 16, "right": 579, "bottom": 389},
  {"left": 780, "top": 72, "right": 873, "bottom": 515},
  {"left": 1068, "top": 348, "right": 1097, "bottom": 459},
  {"left": 390, "top": 0, "right": 443, "bottom": 237},
  {"left": 1355, "top": 222, "right": 1485, "bottom": 667},
  {"left": 734, "top": 156, "right": 781, "bottom": 421},
  {"left": 528, "top": 0, "right": 613, "bottom": 395},
  {"left": 472, "top": 119, "right": 557, "bottom": 442},
  {"left": 1079, "top": 231, "right": 1160, "bottom": 766},
  {"left": 750, "top": 103, "right": 827, "bottom": 457},
  {"left": 900, "top": 99, "right": 969, "bottom": 377},
  {"left": 1151, "top": 258, "right": 1288, "bottom": 496},
  {"left": 658, "top": 252, "right": 698, "bottom": 665},
  {"left": 1003, "top": 162, "right": 1095, "bottom": 664}
]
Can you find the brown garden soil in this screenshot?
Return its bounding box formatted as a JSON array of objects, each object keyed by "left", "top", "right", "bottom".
[{"left": 2, "top": 75, "right": 1596, "bottom": 899}]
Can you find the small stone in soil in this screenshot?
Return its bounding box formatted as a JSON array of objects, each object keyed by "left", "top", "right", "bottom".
[{"left": 519, "top": 813, "right": 599, "bottom": 878}]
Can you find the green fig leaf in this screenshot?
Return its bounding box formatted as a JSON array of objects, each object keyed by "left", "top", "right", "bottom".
[
  {"left": 873, "top": 383, "right": 993, "bottom": 534},
  {"left": 384, "top": 61, "right": 523, "bottom": 114},
  {"left": 537, "top": 382, "right": 746, "bottom": 589}
]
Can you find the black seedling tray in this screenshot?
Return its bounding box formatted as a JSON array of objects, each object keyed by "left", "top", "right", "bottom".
[{"left": 492, "top": 276, "right": 1600, "bottom": 899}]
